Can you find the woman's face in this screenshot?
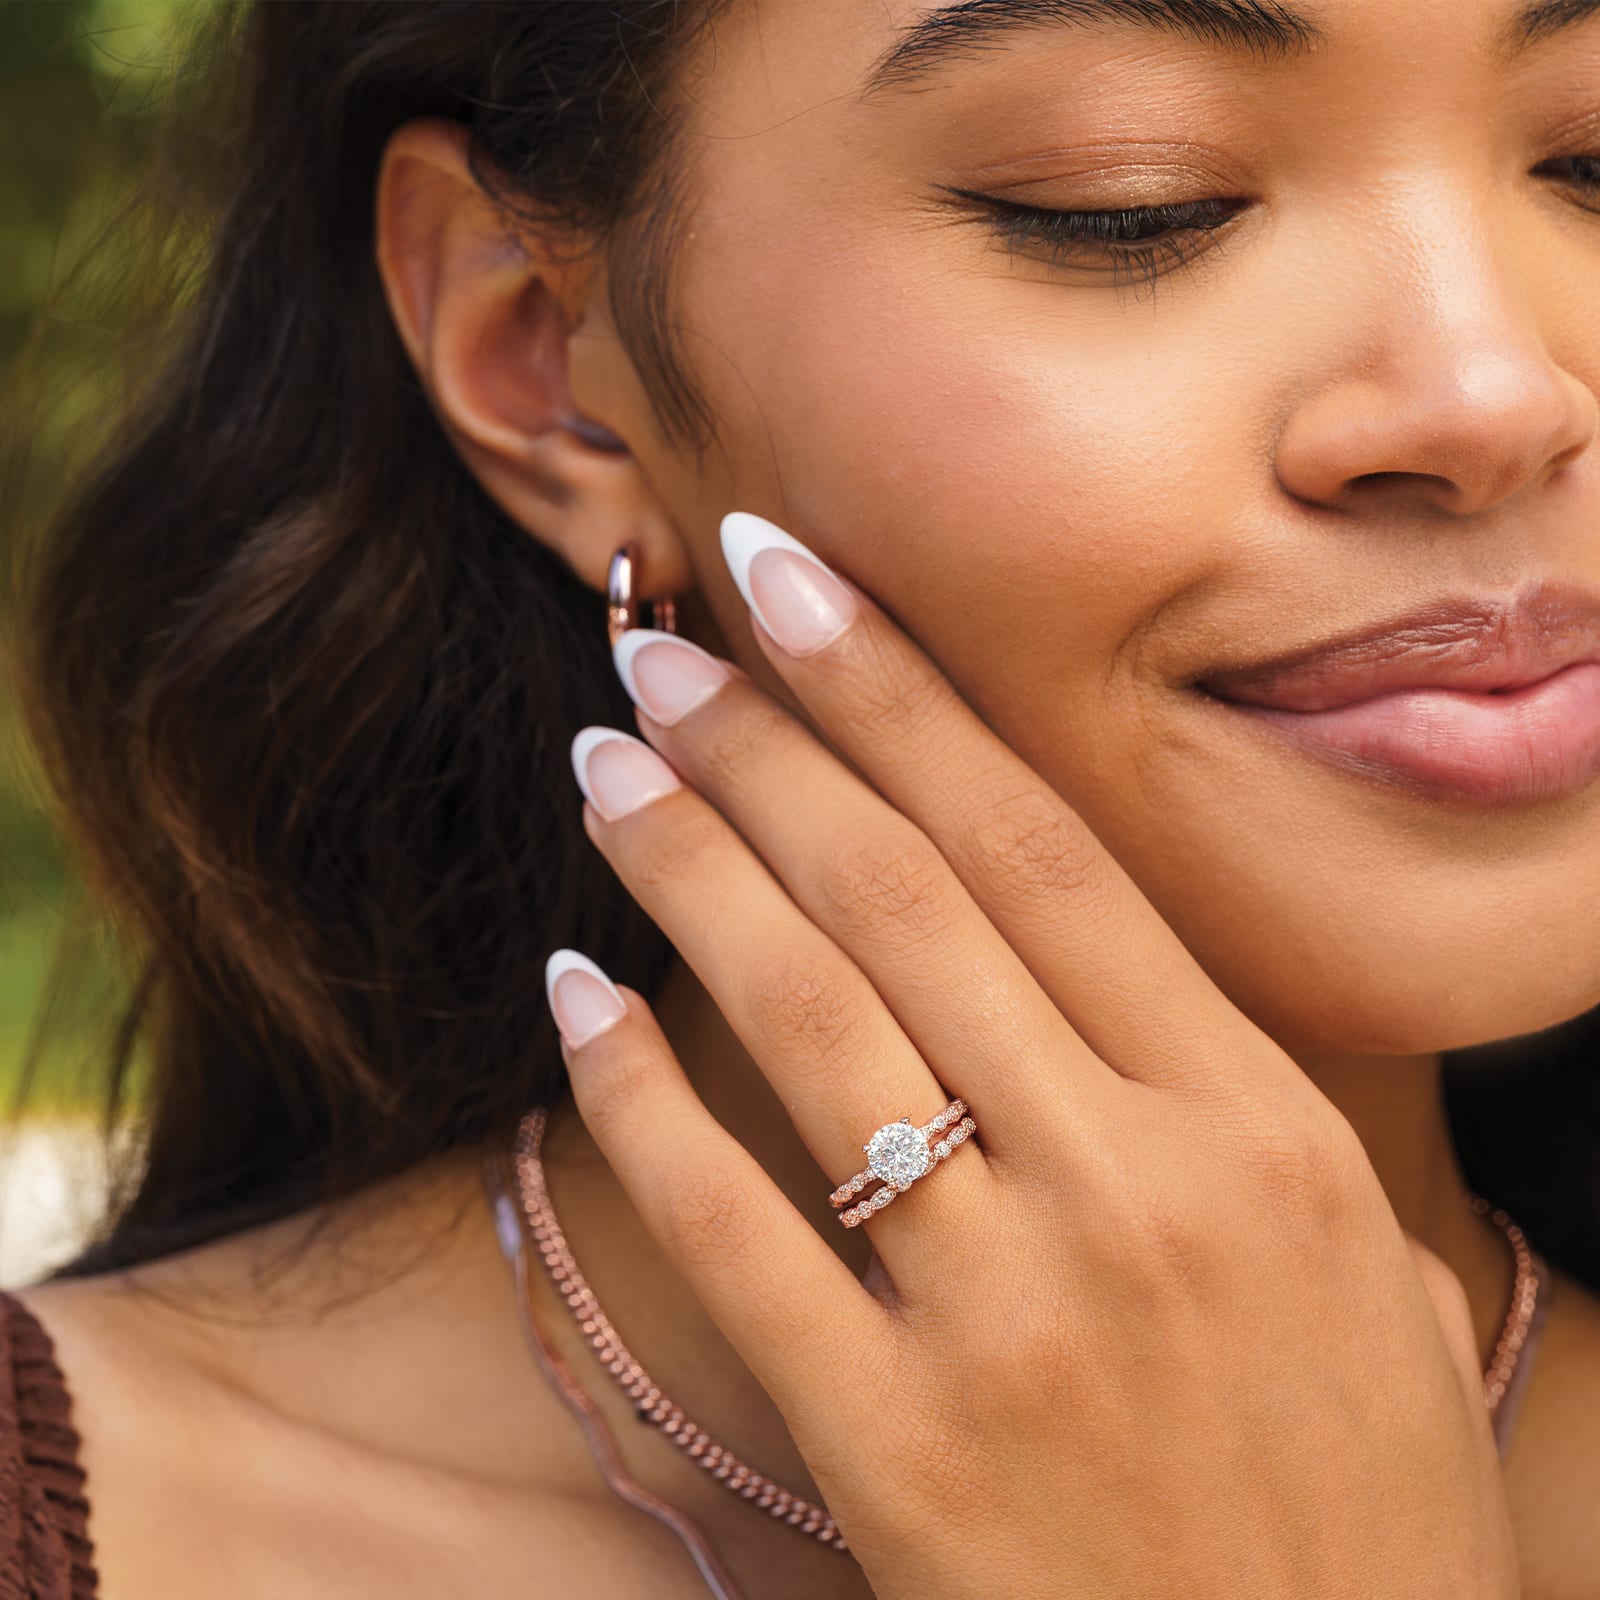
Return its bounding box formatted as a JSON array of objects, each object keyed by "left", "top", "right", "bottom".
[{"left": 573, "top": 0, "right": 1600, "bottom": 1057}]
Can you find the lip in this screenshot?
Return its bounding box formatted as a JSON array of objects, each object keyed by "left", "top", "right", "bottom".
[{"left": 1196, "top": 579, "right": 1600, "bottom": 806}]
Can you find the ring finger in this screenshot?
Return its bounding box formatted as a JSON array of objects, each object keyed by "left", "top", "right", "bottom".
[{"left": 569, "top": 724, "right": 995, "bottom": 1264}]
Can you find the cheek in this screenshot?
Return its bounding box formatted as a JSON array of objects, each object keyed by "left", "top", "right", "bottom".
[
  {"left": 696, "top": 234, "right": 1254, "bottom": 748},
  {"left": 694, "top": 239, "right": 1297, "bottom": 955},
  {"left": 730, "top": 279, "right": 1105, "bottom": 603}
]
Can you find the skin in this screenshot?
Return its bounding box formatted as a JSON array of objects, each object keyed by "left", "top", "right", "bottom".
[{"left": 15, "top": 0, "right": 1600, "bottom": 1594}]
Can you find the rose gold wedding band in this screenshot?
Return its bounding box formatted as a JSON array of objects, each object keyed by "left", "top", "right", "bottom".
[{"left": 828, "top": 1098, "right": 976, "bottom": 1228}]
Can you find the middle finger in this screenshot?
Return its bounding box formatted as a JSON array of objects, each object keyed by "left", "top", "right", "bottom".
[{"left": 609, "top": 628, "right": 1115, "bottom": 1159}]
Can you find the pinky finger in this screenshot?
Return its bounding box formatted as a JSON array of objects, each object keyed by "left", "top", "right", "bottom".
[{"left": 542, "top": 949, "right": 886, "bottom": 1411}]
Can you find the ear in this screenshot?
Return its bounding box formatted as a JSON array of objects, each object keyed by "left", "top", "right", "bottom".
[{"left": 373, "top": 118, "right": 692, "bottom": 596}]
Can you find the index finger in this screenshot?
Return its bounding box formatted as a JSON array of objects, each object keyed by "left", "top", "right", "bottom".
[{"left": 719, "top": 511, "right": 1275, "bottom": 1095}]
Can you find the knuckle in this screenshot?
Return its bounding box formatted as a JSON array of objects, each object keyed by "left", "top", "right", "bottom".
[
  {"left": 848, "top": 631, "right": 959, "bottom": 742},
  {"left": 967, "top": 785, "right": 1113, "bottom": 911},
  {"left": 1124, "top": 1187, "right": 1212, "bottom": 1290},
  {"left": 571, "top": 1046, "right": 651, "bottom": 1143},
  {"left": 624, "top": 804, "right": 723, "bottom": 896},
  {"left": 744, "top": 950, "right": 874, "bottom": 1076},
  {"left": 688, "top": 695, "right": 791, "bottom": 796},
  {"left": 816, "top": 824, "right": 959, "bottom": 946},
  {"left": 660, "top": 1163, "right": 765, "bottom": 1275},
  {"left": 1237, "top": 1095, "right": 1371, "bottom": 1224}
]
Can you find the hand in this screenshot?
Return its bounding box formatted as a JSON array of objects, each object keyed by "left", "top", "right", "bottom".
[{"left": 545, "top": 511, "right": 1520, "bottom": 1600}]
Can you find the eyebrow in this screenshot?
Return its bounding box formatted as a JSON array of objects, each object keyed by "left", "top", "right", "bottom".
[
  {"left": 861, "top": 0, "right": 1600, "bottom": 96},
  {"left": 1511, "top": 0, "right": 1600, "bottom": 48}
]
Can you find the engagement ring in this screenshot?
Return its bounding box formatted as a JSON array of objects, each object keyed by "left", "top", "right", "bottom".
[{"left": 828, "top": 1098, "right": 976, "bottom": 1227}]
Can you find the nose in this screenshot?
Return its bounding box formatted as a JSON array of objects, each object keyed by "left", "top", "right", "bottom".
[{"left": 1274, "top": 251, "right": 1597, "bottom": 518}]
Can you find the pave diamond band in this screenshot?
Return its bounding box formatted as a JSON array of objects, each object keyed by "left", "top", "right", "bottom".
[{"left": 828, "top": 1098, "right": 975, "bottom": 1227}]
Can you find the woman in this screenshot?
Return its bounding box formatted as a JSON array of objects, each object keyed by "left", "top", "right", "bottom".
[{"left": 2, "top": 0, "right": 1598, "bottom": 1594}]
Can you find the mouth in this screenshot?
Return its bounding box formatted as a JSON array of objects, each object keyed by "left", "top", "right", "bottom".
[{"left": 1193, "top": 580, "right": 1600, "bottom": 807}]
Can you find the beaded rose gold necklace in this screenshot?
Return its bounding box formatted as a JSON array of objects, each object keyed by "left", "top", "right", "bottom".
[
  {"left": 1471, "top": 1193, "right": 1552, "bottom": 1445},
  {"left": 488, "top": 1103, "right": 1551, "bottom": 1579}
]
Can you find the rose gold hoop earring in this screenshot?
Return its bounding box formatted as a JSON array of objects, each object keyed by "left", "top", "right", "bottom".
[{"left": 607, "top": 541, "right": 681, "bottom": 649}]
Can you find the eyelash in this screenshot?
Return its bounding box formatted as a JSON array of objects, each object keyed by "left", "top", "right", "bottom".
[
  {"left": 943, "top": 185, "right": 1246, "bottom": 291},
  {"left": 1559, "top": 152, "right": 1600, "bottom": 191},
  {"left": 943, "top": 154, "right": 1600, "bottom": 291}
]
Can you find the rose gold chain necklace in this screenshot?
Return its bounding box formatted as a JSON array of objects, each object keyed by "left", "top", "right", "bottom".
[
  {"left": 501, "top": 1105, "right": 849, "bottom": 1556},
  {"left": 1470, "top": 1193, "right": 1551, "bottom": 1435},
  {"left": 493, "top": 1103, "right": 1549, "bottom": 1568}
]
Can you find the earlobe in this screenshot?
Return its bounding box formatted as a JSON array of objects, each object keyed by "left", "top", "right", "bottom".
[{"left": 373, "top": 118, "right": 691, "bottom": 595}]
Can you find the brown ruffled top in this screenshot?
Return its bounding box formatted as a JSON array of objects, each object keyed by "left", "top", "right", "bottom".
[{"left": 0, "top": 1292, "right": 97, "bottom": 1599}]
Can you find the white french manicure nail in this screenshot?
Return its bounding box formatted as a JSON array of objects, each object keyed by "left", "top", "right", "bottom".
[
  {"left": 719, "top": 511, "right": 856, "bottom": 657},
  {"left": 545, "top": 948, "right": 627, "bottom": 1048},
  {"left": 570, "top": 726, "right": 682, "bottom": 820},
  {"left": 612, "top": 627, "right": 731, "bottom": 724}
]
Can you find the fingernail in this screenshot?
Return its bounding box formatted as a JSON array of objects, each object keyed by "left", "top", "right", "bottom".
[
  {"left": 545, "top": 948, "right": 627, "bottom": 1048},
  {"left": 612, "top": 628, "right": 731, "bottom": 726},
  {"left": 720, "top": 511, "right": 857, "bottom": 658},
  {"left": 571, "top": 726, "right": 682, "bottom": 821}
]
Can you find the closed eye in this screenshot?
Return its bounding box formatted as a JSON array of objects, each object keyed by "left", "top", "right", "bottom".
[{"left": 937, "top": 184, "right": 1249, "bottom": 293}]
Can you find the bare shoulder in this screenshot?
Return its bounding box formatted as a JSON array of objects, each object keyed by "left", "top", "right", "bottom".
[
  {"left": 12, "top": 1270, "right": 187, "bottom": 1381},
  {"left": 1502, "top": 1265, "right": 1600, "bottom": 1600},
  {"left": 10, "top": 1267, "right": 231, "bottom": 1449},
  {"left": 9, "top": 1269, "right": 209, "bottom": 1480},
  {"left": 7, "top": 1259, "right": 735, "bottom": 1600}
]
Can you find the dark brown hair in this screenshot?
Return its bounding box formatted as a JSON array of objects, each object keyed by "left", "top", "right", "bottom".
[
  {"left": 12, "top": 0, "right": 726, "bottom": 1272},
  {"left": 8, "top": 0, "right": 1598, "bottom": 1293}
]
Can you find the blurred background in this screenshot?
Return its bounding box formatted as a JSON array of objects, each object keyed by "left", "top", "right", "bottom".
[{"left": 1, "top": 0, "right": 188, "bottom": 1283}]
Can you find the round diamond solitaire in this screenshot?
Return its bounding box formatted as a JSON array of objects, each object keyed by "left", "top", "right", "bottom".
[
  {"left": 865, "top": 1118, "right": 931, "bottom": 1189},
  {"left": 828, "top": 1099, "right": 973, "bottom": 1225}
]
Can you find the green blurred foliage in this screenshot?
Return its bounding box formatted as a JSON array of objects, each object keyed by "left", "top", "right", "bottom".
[{"left": 1, "top": 0, "right": 196, "bottom": 1112}]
